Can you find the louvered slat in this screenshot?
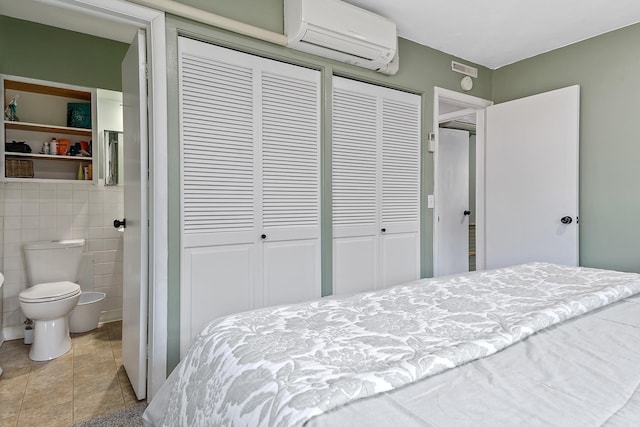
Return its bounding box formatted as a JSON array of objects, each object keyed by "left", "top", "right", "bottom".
[
  {"left": 382, "top": 98, "right": 420, "bottom": 224},
  {"left": 180, "top": 53, "right": 254, "bottom": 234},
  {"left": 262, "top": 72, "right": 319, "bottom": 229},
  {"left": 332, "top": 88, "right": 378, "bottom": 226}
]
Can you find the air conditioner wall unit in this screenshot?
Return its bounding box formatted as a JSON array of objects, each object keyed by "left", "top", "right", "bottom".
[{"left": 284, "top": 0, "right": 398, "bottom": 74}]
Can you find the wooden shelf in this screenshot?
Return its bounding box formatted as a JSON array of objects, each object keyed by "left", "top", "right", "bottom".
[
  {"left": 6, "top": 152, "right": 92, "bottom": 161},
  {"left": 4, "top": 80, "right": 91, "bottom": 100},
  {"left": 4, "top": 121, "right": 92, "bottom": 137}
]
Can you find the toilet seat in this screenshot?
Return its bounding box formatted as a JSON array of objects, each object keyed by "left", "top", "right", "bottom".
[{"left": 19, "top": 281, "right": 81, "bottom": 303}]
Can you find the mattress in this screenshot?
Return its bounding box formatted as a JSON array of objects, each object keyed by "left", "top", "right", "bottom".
[{"left": 144, "top": 263, "right": 640, "bottom": 426}]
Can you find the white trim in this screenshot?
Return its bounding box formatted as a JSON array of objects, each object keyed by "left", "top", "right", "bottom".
[
  {"left": 36, "top": 0, "right": 168, "bottom": 400},
  {"left": 433, "top": 87, "right": 492, "bottom": 276},
  {"left": 438, "top": 108, "right": 478, "bottom": 124}
]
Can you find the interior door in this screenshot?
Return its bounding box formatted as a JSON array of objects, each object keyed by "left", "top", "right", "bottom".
[
  {"left": 437, "top": 128, "right": 470, "bottom": 276},
  {"left": 121, "top": 29, "right": 148, "bottom": 400},
  {"left": 485, "top": 85, "right": 579, "bottom": 269}
]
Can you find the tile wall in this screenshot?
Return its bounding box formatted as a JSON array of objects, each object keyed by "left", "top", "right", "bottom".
[{"left": 1, "top": 181, "right": 124, "bottom": 337}]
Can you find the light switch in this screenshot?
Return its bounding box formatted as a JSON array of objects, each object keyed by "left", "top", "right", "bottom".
[{"left": 428, "top": 194, "right": 435, "bottom": 208}]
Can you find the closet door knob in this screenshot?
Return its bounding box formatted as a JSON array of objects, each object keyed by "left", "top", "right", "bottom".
[
  {"left": 560, "top": 216, "right": 573, "bottom": 224},
  {"left": 381, "top": 228, "right": 386, "bottom": 233},
  {"left": 463, "top": 210, "right": 471, "bottom": 216},
  {"left": 113, "top": 219, "right": 126, "bottom": 229},
  {"left": 261, "top": 234, "right": 267, "bottom": 240}
]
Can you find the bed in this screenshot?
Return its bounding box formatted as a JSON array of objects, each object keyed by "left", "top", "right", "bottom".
[{"left": 144, "top": 262, "right": 640, "bottom": 426}]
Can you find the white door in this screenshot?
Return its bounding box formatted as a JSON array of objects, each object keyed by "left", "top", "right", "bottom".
[
  {"left": 332, "top": 77, "right": 420, "bottom": 295},
  {"left": 437, "top": 128, "right": 470, "bottom": 276},
  {"left": 121, "top": 29, "right": 148, "bottom": 400},
  {"left": 485, "top": 85, "right": 579, "bottom": 269},
  {"left": 178, "top": 38, "right": 321, "bottom": 354}
]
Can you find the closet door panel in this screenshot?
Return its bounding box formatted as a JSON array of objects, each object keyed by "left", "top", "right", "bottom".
[
  {"left": 182, "top": 244, "right": 255, "bottom": 348},
  {"left": 261, "top": 66, "right": 320, "bottom": 242},
  {"left": 380, "top": 233, "right": 419, "bottom": 289},
  {"left": 263, "top": 239, "right": 320, "bottom": 306},
  {"left": 180, "top": 39, "right": 257, "bottom": 249},
  {"left": 333, "top": 236, "right": 378, "bottom": 296}
]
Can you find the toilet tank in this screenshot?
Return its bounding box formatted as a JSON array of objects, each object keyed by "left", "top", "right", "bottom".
[{"left": 24, "top": 240, "right": 85, "bottom": 286}]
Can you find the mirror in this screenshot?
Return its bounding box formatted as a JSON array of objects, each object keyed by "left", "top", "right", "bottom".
[{"left": 104, "top": 130, "right": 122, "bottom": 186}]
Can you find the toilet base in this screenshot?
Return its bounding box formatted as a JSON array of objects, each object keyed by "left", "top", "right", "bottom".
[{"left": 29, "top": 316, "right": 73, "bottom": 361}]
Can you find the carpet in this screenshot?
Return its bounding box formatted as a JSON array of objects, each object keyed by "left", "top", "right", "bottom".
[{"left": 71, "top": 403, "right": 147, "bottom": 427}]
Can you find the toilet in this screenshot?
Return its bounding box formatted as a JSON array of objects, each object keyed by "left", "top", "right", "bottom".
[{"left": 19, "top": 240, "right": 84, "bottom": 361}]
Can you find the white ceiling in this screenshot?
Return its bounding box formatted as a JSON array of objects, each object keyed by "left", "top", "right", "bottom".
[
  {"left": 344, "top": 0, "right": 640, "bottom": 69},
  {"left": 3, "top": 1, "right": 640, "bottom": 70}
]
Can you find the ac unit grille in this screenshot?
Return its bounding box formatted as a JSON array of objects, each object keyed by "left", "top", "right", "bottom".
[{"left": 299, "top": 39, "right": 373, "bottom": 61}]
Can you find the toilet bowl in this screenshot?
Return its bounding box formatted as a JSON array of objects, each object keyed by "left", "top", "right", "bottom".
[
  {"left": 19, "top": 281, "right": 81, "bottom": 361},
  {"left": 69, "top": 291, "right": 106, "bottom": 333},
  {"left": 19, "top": 239, "right": 85, "bottom": 361}
]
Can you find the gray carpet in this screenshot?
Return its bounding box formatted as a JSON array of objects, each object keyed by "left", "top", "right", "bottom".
[{"left": 71, "top": 403, "right": 147, "bottom": 427}]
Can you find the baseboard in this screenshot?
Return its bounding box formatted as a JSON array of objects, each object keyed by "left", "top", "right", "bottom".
[
  {"left": 2, "top": 325, "right": 25, "bottom": 341},
  {"left": 100, "top": 309, "right": 122, "bottom": 324}
]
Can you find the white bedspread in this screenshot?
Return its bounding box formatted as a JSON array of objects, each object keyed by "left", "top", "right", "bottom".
[{"left": 145, "top": 263, "right": 640, "bottom": 426}]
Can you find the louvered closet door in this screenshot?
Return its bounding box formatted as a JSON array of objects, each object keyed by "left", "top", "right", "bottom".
[
  {"left": 380, "top": 93, "right": 421, "bottom": 287},
  {"left": 178, "top": 37, "right": 320, "bottom": 353},
  {"left": 260, "top": 61, "right": 321, "bottom": 307},
  {"left": 332, "top": 77, "right": 421, "bottom": 295},
  {"left": 332, "top": 78, "right": 380, "bottom": 295}
]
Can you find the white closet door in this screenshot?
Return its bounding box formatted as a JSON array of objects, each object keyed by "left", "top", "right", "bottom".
[
  {"left": 332, "top": 77, "right": 421, "bottom": 295},
  {"left": 380, "top": 94, "right": 421, "bottom": 288},
  {"left": 179, "top": 39, "right": 258, "bottom": 350},
  {"left": 260, "top": 64, "right": 321, "bottom": 307},
  {"left": 332, "top": 78, "right": 380, "bottom": 295},
  {"left": 178, "top": 38, "right": 320, "bottom": 353}
]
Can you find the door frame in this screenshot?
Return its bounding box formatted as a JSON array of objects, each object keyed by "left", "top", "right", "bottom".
[
  {"left": 42, "top": 0, "right": 168, "bottom": 399},
  {"left": 433, "top": 87, "right": 492, "bottom": 276}
]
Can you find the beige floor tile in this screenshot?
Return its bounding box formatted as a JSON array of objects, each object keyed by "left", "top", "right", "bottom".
[
  {"left": 16, "top": 401, "right": 72, "bottom": 427},
  {"left": 0, "top": 342, "right": 31, "bottom": 369},
  {"left": 0, "top": 321, "right": 135, "bottom": 426},
  {"left": 0, "top": 366, "right": 30, "bottom": 401},
  {"left": 0, "top": 395, "right": 23, "bottom": 420},
  {"left": 0, "top": 416, "right": 18, "bottom": 427}
]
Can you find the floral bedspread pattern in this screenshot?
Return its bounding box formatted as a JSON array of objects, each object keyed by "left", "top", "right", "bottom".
[{"left": 158, "top": 263, "right": 640, "bottom": 426}]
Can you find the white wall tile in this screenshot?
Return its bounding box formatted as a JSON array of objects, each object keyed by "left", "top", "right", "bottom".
[{"left": 2, "top": 182, "right": 124, "bottom": 328}]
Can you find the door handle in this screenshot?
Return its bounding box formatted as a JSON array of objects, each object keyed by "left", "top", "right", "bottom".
[
  {"left": 463, "top": 210, "right": 471, "bottom": 216},
  {"left": 113, "top": 218, "right": 126, "bottom": 229},
  {"left": 261, "top": 234, "right": 267, "bottom": 240},
  {"left": 560, "top": 216, "right": 573, "bottom": 224},
  {"left": 381, "top": 228, "right": 386, "bottom": 233}
]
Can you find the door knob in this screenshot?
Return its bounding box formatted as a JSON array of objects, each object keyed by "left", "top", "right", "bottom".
[
  {"left": 381, "top": 228, "right": 386, "bottom": 233},
  {"left": 463, "top": 210, "right": 471, "bottom": 216},
  {"left": 113, "top": 219, "right": 126, "bottom": 229},
  {"left": 261, "top": 234, "right": 267, "bottom": 240},
  {"left": 560, "top": 216, "right": 573, "bottom": 224}
]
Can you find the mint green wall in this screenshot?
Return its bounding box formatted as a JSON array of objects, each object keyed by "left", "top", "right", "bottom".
[
  {"left": 165, "top": 6, "right": 493, "bottom": 371},
  {"left": 492, "top": 23, "right": 640, "bottom": 274},
  {"left": 0, "top": 16, "right": 128, "bottom": 90}
]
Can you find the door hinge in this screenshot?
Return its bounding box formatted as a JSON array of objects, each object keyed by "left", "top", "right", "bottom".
[
  {"left": 146, "top": 345, "right": 150, "bottom": 360},
  {"left": 144, "top": 64, "right": 149, "bottom": 80}
]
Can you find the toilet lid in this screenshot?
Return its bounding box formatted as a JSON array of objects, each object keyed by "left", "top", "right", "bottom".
[{"left": 19, "top": 281, "right": 81, "bottom": 303}]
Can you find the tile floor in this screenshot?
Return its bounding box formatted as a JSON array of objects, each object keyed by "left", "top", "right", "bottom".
[{"left": 0, "top": 321, "right": 140, "bottom": 427}]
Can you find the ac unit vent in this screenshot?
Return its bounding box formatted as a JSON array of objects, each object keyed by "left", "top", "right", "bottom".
[{"left": 451, "top": 61, "right": 478, "bottom": 78}]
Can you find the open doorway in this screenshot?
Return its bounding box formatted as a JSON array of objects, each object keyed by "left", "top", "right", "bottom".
[
  {"left": 0, "top": 0, "right": 167, "bottom": 402},
  {"left": 433, "top": 87, "right": 491, "bottom": 277}
]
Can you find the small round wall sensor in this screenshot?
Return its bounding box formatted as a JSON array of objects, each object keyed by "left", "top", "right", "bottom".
[{"left": 460, "top": 76, "right": 473, "bottom": 91}]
